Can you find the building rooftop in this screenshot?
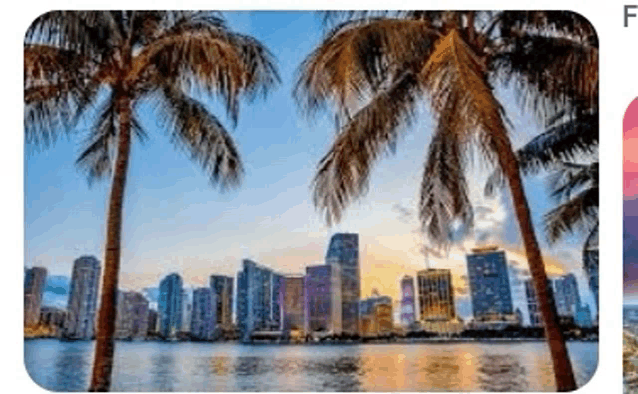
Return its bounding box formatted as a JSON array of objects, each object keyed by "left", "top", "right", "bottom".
[{"left": 470, "top": 245, "right": 500, "bottom": 254}]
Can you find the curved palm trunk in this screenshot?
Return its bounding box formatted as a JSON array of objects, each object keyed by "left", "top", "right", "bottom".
[
  {"left": 496, "top": 136, "right": 577, "bottom": 391},
  {"left": 89, "top": 90, "right": 133, "bottom": 392}
]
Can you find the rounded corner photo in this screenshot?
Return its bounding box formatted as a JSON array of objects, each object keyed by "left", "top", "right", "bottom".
[{"left": 24, "top": 10, "right": 598, "bottom": 392}]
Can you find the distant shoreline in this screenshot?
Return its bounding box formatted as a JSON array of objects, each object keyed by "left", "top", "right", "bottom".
[{"left": 24, "top": 337, "right": 598, "bottom": 345}]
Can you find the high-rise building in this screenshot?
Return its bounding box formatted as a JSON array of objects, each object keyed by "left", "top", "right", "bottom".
[
  {"left": 210, "top": 275, "right": 233, "bottom": 329},
  {"left": 524, "top": 279, "right": 543, "bottom": 327},
  {"left": 416, "top": 268, "right": 456, "bottom": 322},
  {"left": 181, "top": 288, "right": 192, "bottom": 333},
  {"left": 159, "top": 273, "right": 183, "bottom": 338},
  {"left": 147, "top": 309, "right": 159, "bottom": 336},
  {"left": 325, "top": 233, "right": 360, "bottom": 335},
  {"left": 115, "top": 291, "right": 149, "bottom": 339},
  {"left": 66, "top": 256, "right": 101, "bottom": 339},
  {"left": 466, "top": 247, "right": 514, "bottom": 321},
  {"left": 524, "top": 278, "right": 558, "bottom": 327},
  {"left": 24, "top": 266, "right": 47, "bottom": 327},
  {"left": 282, "top": 275, "right": 305, "bottom": 335},
  {"left": 400, "top": 275, "right": 416, "bottom": 326},
  {"left": 305, "top": 263, "right": 342, "bottom": 335},
  {"left": 551, "top": 273, "right": 581, "bottom": 318},
  {"left": 575, "top": 303, "right": 593, "bottom": 328},
  {"left": 236, "top": 259, "right": 284, "bottom": 340},
  {"left": 40, "top": 306, "right": 67, "bottom": 334},
  {"left": 191, "top": 287, "right": 215, "bottom": 340},
  {"left": 359, "top": 294, "right": 393, "bottom": 337},
  {"left": 583, "top": 227, "right": 598, "bottom": 313}
]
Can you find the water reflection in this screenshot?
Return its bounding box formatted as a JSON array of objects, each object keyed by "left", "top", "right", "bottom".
[
  {"left": 150, "top": 350, "right": 178, "bottom": 391},
  {"left": 24, "top": 340, "right": 597, "bottom": 392}
]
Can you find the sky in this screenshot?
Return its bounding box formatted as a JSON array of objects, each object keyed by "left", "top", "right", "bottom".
[
  {"left": 624, "top": 98, "right": 638, "bottom": 303},
  {"left": 25, "top": 11, "right": 597, "bottom": 319}
]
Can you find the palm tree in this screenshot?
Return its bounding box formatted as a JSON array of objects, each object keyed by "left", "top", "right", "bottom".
[
  {"left": 295, "top": 11, "right": 597, "bottom": 391},
  {"left": 24, "top": 11, "right": 279, "bottom": 391}
]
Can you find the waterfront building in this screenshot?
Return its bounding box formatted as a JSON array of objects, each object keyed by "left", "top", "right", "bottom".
[
  {"left": 24, "top": 266, "right": 47, "bottom": 327},
  {"left": 524, "top": 279, "right": 542, "bottom": 327},
  {"left": 39, "top": 306, "right": 67, "bottom": 334},
  {"left": 236, "top": 259, "right": 284, "bottom": 340},
  {"left": 325, "top": 233, "right": 360, "bottom": 335},
  {"left": 466, "top": 247, "right": 514, "bottom": 321},
  {"left": 210, "top": 275, "right": 234, "bottom": 329},
  {"left": 416, "top": 268, "right": 456, "bottom": 322},
  {"left": 66, "top": 256, "right": 101, "bottom": 339},
  {"left": 159, "top": 273, "right": 183, "bottom": 338},
  {"left": 359, "top": 294, "right": 393, "bottom": 337},
  {"left": 551, "top": 273, "right": 581, "bottom": 318},
  {"left": 181, "top": 288, "right": 192, "bottom": 333},
  {"left": 305, "top": 263, "right": 342, "bottom": 336},
  {"left": 400, "top": 275, "right": 416, "bottom": 326},
  {"left": 575, "top": 303, "right": 593, "bottom": 328},
  {"left": 282, "top": 275, "right": 305, "bottom": 336},
  {"left": 583, "top": 227, "right": 598, "bottom": 313},
  {"left": 115, "top": 291, "right": 149, "bottom": 339},
  {"left": 147, "top": 309, "right": 159, "bottom": 335},
  {"left": 191, "top": 287, "right": 216, "bottom": 340}
]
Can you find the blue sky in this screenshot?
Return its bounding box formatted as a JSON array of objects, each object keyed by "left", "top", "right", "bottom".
[{"left": 25, "top": 11, "right": 597, "bottom": 319}]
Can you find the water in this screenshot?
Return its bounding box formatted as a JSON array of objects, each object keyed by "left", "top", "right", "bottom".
[{"left": 25, "top": 339, "right": 597, "bottom": 392}]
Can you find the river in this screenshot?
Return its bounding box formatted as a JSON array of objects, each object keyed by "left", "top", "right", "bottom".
[{"left": 24, "top": 339, "right": 597, "bottom": 391}]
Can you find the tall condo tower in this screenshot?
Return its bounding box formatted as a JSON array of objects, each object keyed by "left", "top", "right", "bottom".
[
  {"left": 325, "top": 233, "right": 360, "bottom": 335},
  {"left": 66, "top": 256, "right": 101, "bottom": 339}
]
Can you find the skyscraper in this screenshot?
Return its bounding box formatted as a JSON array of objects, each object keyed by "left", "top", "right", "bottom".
[
  {"left": 466, "top": 247, "right": 514, "bottom": 321},
  {"left": 282, "top": 275, "right": 305, "bottom": 335},
  {"left": 236, "top": 259, "right": 284, "bottom": 340},
  {"left": 400, "top": 275, "right": 416, "bottom": 326},
  {"left": 181, "top": 288, "right": 192, "bottom": 333},
  {"left": 66, "top": 256, "right": 101, "bottom": 339},
  {"left": 115, "top": 291, "right": 149, "bottom": 339},
  {"left": 325, "top": 233, "right": 360, "bottom": 335},
  {"left": 210, "top": 275, "right": 234, "bottom": 329},
  {"left": 24, "top": 266, "right": 47, "bottom": 327},
  {"left": 147, "top": 309, "right": 159, "bottom": 336},
  {"left": 575, "top": 303, "right": 593, "bottom": 328},
  {"left": 191, "top": 287, "right": 215, "bottom": 340},
  {"left": 417, "top": 268, "right": 456, "bottom": 322},
  {"left": 551, "top": 273, "right": 581, "bottom": 318},
  {"left": 305, "top": 263, "right": 342, "bottom": 335},
  {"left": 359, "top": 294, "right": 393, "bottom": 337},
  {"left": 159, "top": 273, "right": 183, "bottom": 338},
  {"left": 524, "top": 279, "right": 543, "bottom": 327}
]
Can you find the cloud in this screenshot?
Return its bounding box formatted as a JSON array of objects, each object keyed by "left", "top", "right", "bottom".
[{"left": 391, "top": 203, "right": 413, "bottom": 224}]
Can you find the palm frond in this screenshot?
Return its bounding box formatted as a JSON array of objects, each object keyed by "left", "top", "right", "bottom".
[
  {"left": 420, "top": 29, "right": 510, "bottom": 167},
  {"left": 419, "top": 113, "right": 473, "bottom": 249},
  {"left": 544, "top": 186, "right": 598, "bottom": 243},
  {"left": 26, "top": 11, "right": 120, "bottom": 58},
  {"left": 311, "top": 71, "right": 422, "bottom": 226},
  {"left": 135, "top": 20, "right": 279, "bottom": 125},
  {"left": 75, "top": 98, "right": 118, "bottom": 185},
  {"left": 484, "top": 110, "right": 598, "bottom": 197},
  {"left": 493, "top": 31, "right": 598, "bottom": 122},
  {"left": 497, "top": 11, "right": 597, "bottom": 46},
  {"left": 24, "top": 44, "right": 101, "bottom": 147},
  {"left": 154, "top": 87, "right": 243, "bottom": 190},
  {"left": 547, "top": 161, "right": 598, "bottom": 202},
  {"left": 294, "top": 18, "right": 437, "bottom": 121}
]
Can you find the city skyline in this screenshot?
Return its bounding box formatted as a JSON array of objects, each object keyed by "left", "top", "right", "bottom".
[
  {"left": 25, "top": 11, "right": 595, "bottom": 318},
  {"left": 27, "top": 242, "right": 597, "bottom": 325}
]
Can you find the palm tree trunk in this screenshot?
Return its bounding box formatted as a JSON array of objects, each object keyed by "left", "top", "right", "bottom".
[
  {"left": 496, "top": 136, "right": 577, "bottom": 391},
  {"left": 89, "top": 90, "right": 133, "bottom": 392}
]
